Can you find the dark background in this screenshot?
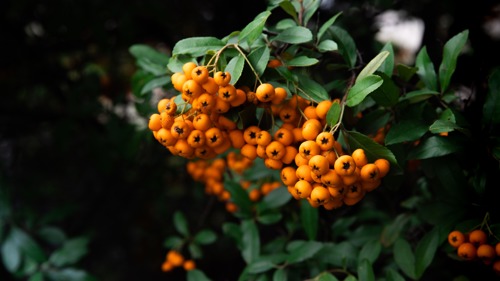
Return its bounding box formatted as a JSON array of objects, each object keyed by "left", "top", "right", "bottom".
[{"left": 1, "top": 0, "right": 499, "bottom": 280}]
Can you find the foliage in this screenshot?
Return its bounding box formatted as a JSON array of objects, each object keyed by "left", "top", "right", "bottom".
[{"left": 126, "top": 1, "right": 500, "bottom": 280}]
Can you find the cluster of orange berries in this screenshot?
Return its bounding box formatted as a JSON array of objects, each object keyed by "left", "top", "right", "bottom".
[
  {"left": 161, "top": 249, "right": 196, "bottom": 272},
  {"left": 148, "top": 61, "right": 391, "bottom": 210},
  {"left": 448, "top": 228, "right": 500, "bottom": 275},
  {"left": 186, "top": 150, "right": 281, "bottom": 213}
]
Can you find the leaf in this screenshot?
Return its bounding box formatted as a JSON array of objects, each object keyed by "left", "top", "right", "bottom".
[
  {"left": 49, "top": 237, "right": 89, "bottom": 267},
  {"left": 386, "top": 268, "right": 406, "bottom": 281},
  {"left": 129, "top": 44, "right": 169, "bottom": 65},
  {"left": 380, "top": 213, "right": 411, "bottom": 247},
  {"left": 396, "top": 64, "right": 419, "bottom": 82},
  {"left": 356, "top": 51, "right": 390, "bottom": 83},
  {"left": 140, "top": 75, "right": 170, "bottom": 95},
  {"left": 439, "top": 29, "right": 469, "bottom": 93},
  {"left": 257, "top": 212, "right": 282, "bottom": 225},
  {"left": 45, "top": 268, "right": 96, "bottom": 281},
  {"left": 37, "top": 226, "right": 67, "bottom": 245},
  {"left": 28, "top": 272, "right": 44, "bottom": 281},
  {"left": 358, "top": 239, "right": 382, "bottom": 265},
  {"left": 370, "top": 72, "right": 400, "bottom": 107},
  {"left": 326, "top": 101, "right": 341, "bottom": 127},
  {"left": 302, "top": 0, "right": 321, "bottom": 26},
  {"left": 345, "top": 130, "right": 398, "bottom": 167},
  {"left": 226, "top": 54, "right": 245, "bottom": 85},
  {"left": 483, "top": 67, "right": 500, "bottom": 124},
  {"left": 328, "top": 26, "right": 357, "bottom": 68},
  {"left": 318, "top": 39, "right": 338, "bottom": 52},
  {"left": 300, "top": 202, "right": 318, "bottom": 240},
  {"left": 428, "top": 119, "right": 461, "bottom": 134},
  {"left": 224, "top": 180, "right": 252, "bottom": 218},
  {"left": 378, "top": 43, "right": 395, "bottom": 77},
  {"left": 414, "top": 228, "right": 440, "bottom": 278},
  {"left": 384, "top": 119, "right": 429, "bottom": 145},
  {"left": 173, "top": 211, "right": 190, "bottom": 236},
  {"left": 393, "top": 238, "right": 416, "bottom": 279},
  {"left": 172, "top": 37, "right": 225, "bottom": 57},
  {"left": 247, "top": 260, "right": 276, "bottom": 274},
  {"left": 248, "top": 46, "right": 271, "bottom": 77},
  {"left": 13, "top": 227, "right": 47, "bottom": 263},
  {"left": 136, "top": 58, "right": 167, "bottom": 76},
  {"left": 222, "top": 222, "right": 242, "bottom": 247},
  {"left": 286, "top": 240, "right": 323, "bottom": 264},
  {"left": 286, "top": 56, "right": 319, "bottom": 67},
  {"left": 415, "top": 46, "right": 438, "bottom": 91},
  {"left": 297, "top": 75, "right": 330, "bottom": 103},
  {"left": 241, "top": 220, "right": 260, "bottom": 263},
  {"left": 239, "top": 11, "right": 271, "bottom": 47},
  {"left": 408, "top": 136, "right": 463, "bottom": 159},
  {"left": 318, "top": 12, "right": 342, "bottom": 41},
  {"left": 357, "top": 259, "right": 375, "bottom": 281},
  {"left": 273, "top": 268, "right": 287, "bottom": 281},
  {"left": 316, "top": 272, "right": 340, "bottom": 281},
  {"left": 188, "top": 243, "right": 203, "bottom": 259},
  {"left": 399, "top": 89, "right": 440, "bottom": 103},
  {"left": 257, "top": 186, "right": 292, "bottom": 212},
  {"left": 163, "top": 235, "right": 183, "bottom": 249},
  {"left": 272, "top": 26, "right": 313, "bottom": 44},
  {"left": 346, "top": 75, "right": 383, "bottom": 107},
  {"left": 194, "top": 229, "right": 217, "bottom": 245},
  {"left": 187, "top": 269, "right": 213, "bottom": 281},
  {"left": 1, "top": 230, "right": 21, "bottom": 272}
]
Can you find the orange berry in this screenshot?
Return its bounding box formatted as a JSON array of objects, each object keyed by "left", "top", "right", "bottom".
[
  {"left": 248, "top": 189, "right": 261, "bottom": 202},
  {"left": 351, "top": 148, "right": 368, "bottom": 168},
  {"left": 477, "top": 244, "right": 496, "bottom": 264},
  {"left": 183, "top": 259, "right": 196, "bottom": 271},
  {"left": 468, "top": 229, "right": 488, "bottom": 247},
  {"left": 272, "top": 87, "right": 287, "bottom": 105},
  {"left": 315, "top": 131, "right": 335, "bottom": 151},
  {"left": 298, "top": 140, "right": 321, "bottom": 160},
  {"left": 265, "top": 141, "right": 286, "bottom": 160},
  {"left": 448, "top": 230, "right": 466, "bottom": 248},
  {"left": 457, "top": 242, "right": 477, "bottom": 260},
  {"left": 191, "top": 65, "right": 209, "bottom": 84},
  {"left": 148, "top": 113, "right": 162, "bottom": 131},
  {"left": 360, "top": 163, "right": 380, "bottom": 182},
  {"left": 294, "top": 180, "right": 313, "bottom": 199},
  {"left": 315, "top": 100, "right": 332, "bottom": 120},
  {"left": 182, "top": 62, "right": 198, "bottom": 79},
  {"left": 255, "top": 83, "right": 275, "bottom": 103},
  {"left": 308, "top": 155, "right": 330, "bottom": 176},
  {"left": 334, "top": 155, "right": 357, "bottom": 176},
  {"left": 301, "top": 119, "right": 322, "bottom": 141},
  {"left": 214, "top": 71, "right": 231, "bottom": 86},
  {"left": 310, "top": 185, "right": 331, "bottom": 205},
  {"left": 166, "top": 250, "right": 185, "bottom": 267},
  {"left": 374, "top": 158, "right": 390, "bottom": 177},
  {"left": 281, "top": 166, "right": 298, "bottom": 186}
]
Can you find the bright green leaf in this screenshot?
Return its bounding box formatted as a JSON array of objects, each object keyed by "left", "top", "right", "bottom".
[
  {"left": 248, "top": 46, "right": 271, "bottom": 77},
  {"left": 439, "top": 29, "right": 469, "bottom": 93},
  {"left": 318, "top": 39, "right": 338, "bottom": 52},
  {"left": 140, "top": 75, "right": 170, "bottom": 95},
  {"left": 172, "top": 37, "right": 225, "bottom": 57},
  {"left": 287, "top": 56, "right": 319, "bottom": 67},
  {"left": 345, "top": 130, "right": 398, "bottom": 167},
  {"left": 416, "top": 46, "right": 438, "bottom": 91},
  {"left": 272, "top": 26, "right": 313, "bottom": 44},
  {"left": 129, "top": 44, "right": 169, "bottom": 65},
  {"left": 356, "top": 51, "right": 390, "bottom": 83},
  {"left": 297, "top": 75, "right": 330, "bottom": 103},
  {"left": 1, "top": 230, "right": 21, "bottom": 273},
  {"left": 428, "top": 119, "right": 461, "bottom": 134},
  {"left": 318, "top": 12, "right": 342, "bottom": 41},
  {"left": 226, "top": 54, "right": 245, "bottom": 85},
  {"left": 326, "top": 101, "right": 341, "bottom": 128},
  {"left": 346, "top": 75, "right": 383, "bottom": 107},
  {"left": 247, "top": 260, "right": 275, "bottom": 274},
  {"left": 239, "top": 11, "right": 271, "bottom": 47}
]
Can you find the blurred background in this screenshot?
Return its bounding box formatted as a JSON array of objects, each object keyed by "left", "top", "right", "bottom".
[{"left": 1, "top": 0, "right": 499, "bottom": 280}]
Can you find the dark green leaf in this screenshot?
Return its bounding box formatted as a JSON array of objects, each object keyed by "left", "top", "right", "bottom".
[
  {"left": 287, "top": 56, "right": 319, "bottom": 67},
  {"left": 381, "top": 213, "right": 411, "bottom": 247},
  {"left": 37, "top": 226, "right": 66, "bottom": 245},
  {"left": 428, "top": 119, "right": 461, "bottom": 134},
  {"left": 45, "top": 268, "right": 96, "bottom": 281},
  {"left": 272, "top": 26, "right": 313, "bottom": 44},
  {"left": 385, "top": 119, "right": 428, "bottom": 145},
  {"left": 408, "top": 136, "right": 462, "bottom": 159},
  {"left": 326, "top": 101, "right": 341, "bottom": 127},
  {"left": 273, "top": 268, "right": 287, "bottom": 281},
  {"left": 297, "top": 75, "right": 330, "bottom": 103},
  {"left": 346, "top": 75, "right": 383, "bottom": 107},
  {"left": 318, "top": 12, "right": 342, "bottom": 41},
  {"left": 225, "top": 180, "right": 252, "bottom": 217},
  {"left": 1, "top": 230, "right": 21, "bottom": 272},
  {"left": 163, "top": 235, "right": 183, "bottom": 249},
  {"left": 370, "top": 72, "right": 400, "bottom": 107},
  {"left": 315, "top": 242, "right": 357, "bottom": 268},
  {"left": 483, "top": 67, "right": 500, "bottom": 124},
  {"left": 140, "top": 75, "right": 170, "bottom": 95},
  {"left": 194, "top": 229, "right": 217, "bottom": 245},
  {"left": 396, "top": 64, "right": 419, "bottom": 82},
  {"left": 187, "top": 269, "right": 213, "bottom": 281},
  {"left": 257, "top": 186, "right": 291, "bottom": 212},
  {"left": 129, "top": 44, "right": 169, "bottom": 65},
  {"left": 378, "top": 43, "right": 395, "bottom": 77},
  {"left": 188, "top": 243, "right": 203, "bottom": 259},
  {"left": 357, "top": 259, "right": 375, "bottom": 281},
  {"left": 386, "top": 268, "right": 406, "bottom": 281},
  {"left": 173, "top": 211, "right": 190, "bottom": 236},
  {"left": 49, "top": 237, "right": 89, "bottom": 267},
  {"left": 316, "top": 272, "right": 340, "bottom": 281},
  {"left": 393, "top": 238, "right": 416, "bottom": 279},
  {"left": 136, "top": 58, "right": 167, "bottom": 76},
  {"left": 222, "top": 222, "right": 242, "bottom": 247},
  {"left": 257, "top": 211, "right": 282, "bottom": 225},
  {"left": 239, "top": 11, "right": 271, "bottom": 47},
  {"left": 275, "top": 1, "right": 298, "bottom": 22},
  {"left": 226, "top": 54, "right": 245, "bottom": 85},
  {"left": 286, "top": 240, "right": 323, "bottom": 264},
  {"left": 415, "top": 228, "right": 440, "bottom": 278},
  {"left": 356, "top": 51, "right": 390, "bottom": 83},
  {"left": 241, "top": 220, "right": 260, "bottom": 263},
  {"left": 248, "top": 46, "right": 271, "bottom": 77},
  {"left": 345, "top": 131, "right": 398, "bottom": 167},
  {"left": 247, "top": 260, "right": 275, "bottom": 274},
  {"left": 328, "top": 26, "right": 357, "bottom": 68},
  {"left": 415, "top": 46, "right": 438, "bottom": 91},
  {"left": 399, "top": 89, "right": 440, "bottom": 103},
  {"left": 172, "top": 37, "right": 225, "bottom": 57},
  {"left": 28, "top": 272, "right": 44, "bottom": 281},
  {"left": 358, "top": 239, "right": 382, "bottom": 264},
  {"left": 13, "top": 227, "right": 46, "bottom": 263},
  {"left": 300, "top": 202, "right": 318, "bottom": 240},
  {"left": 439, "top": 30, "right": 469, "bottom": 93}
]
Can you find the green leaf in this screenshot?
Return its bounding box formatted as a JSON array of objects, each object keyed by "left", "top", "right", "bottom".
[
  {"left": 318, "top": 39, "right": 338, "bottom": 52},
  {"left": 370, "top": 72, "right": 400, "bottom": 107},
  {"left": 346, "top": 75, "right": 383, "bottom": 107},
  {"left": 287, "top": 56, "right": 319, "bottom": 67},
  {"left": 328, "top": 26, "right": 357, "bottom": 68},
  {"left": 129, "top": 44, "right": 169, "bottom": 65},
  {"left": 49, "top": 237, "right": 89, "bottom": 267},
  {"left": 396, "top": 64, "right": 419, "bottom": 82},
  {"left": 393, "top": 238, "right": 416, "bottom": 279},
  {"left": 378, "top": 43, "right": 395, "bottom": 77},
  {"left": 300, "top": 202, "right": 318, "bottom": 240},
  {"left": 381, "top": 213, "right": 411, "bottom": 247},
  {"left": 187, "top": 269, "right": 213, "bottom": 281},
  {"left": 194, "top": 229, "right": 217, "bottom": 245},
  {"left": 286, "top": 240, "right": 323, "bottom": 264},
  {"left": 302, "top": 0, "right": 321, "bottom": 26},
  {"left": 275, "top": 1, "right": 298, "bottom": 23},
  {"left": 239, "top": 11, "right": 271, "bottom": 47},
  {"left": 345, "top": 130, "right": 398, "bottom": 167},
  {"left": 37, "top": 226, "right": 67, "bottom": 245},
  {"left": 12, "top": 227, "right": 47, "bottom": 263},
  {"left": 415, "top": 46, "right": 438, "bottom": 91},
  {"left": 273, "top": 268, "right": 287, "bottom": 281},
  {"left": 257, "top": 186, "right": 292, "bottom": 212},
  {"left": 356, "top": 51, "right": 390, "bottom": 83},
  {"left": 326, "top": 101, "right": 341, "bottom": 127},
  {"left": 226, "top": 54, "right": 245, "bottom": 85},
  {"left": 357, "top": 259, "right": 375, "bottom": 281},
  {"left": 315, "top": 242, "right": 357, "bottom": 268},
  {"left": 136, "top": 58, "right": 167, "bottom": 76},
  {"left": 316, "top": 272, "right": 340, "bottom": 281},
  {"left": 399, "top": 89, "right": 440, "bottom": 103},
  {"left": 408, "top": 136, "right": 463, "bottom": 159},
  {"left": 224, "top": 180, "right": 252, "bottom": 217},
  {"left": 241, "top": 220, "right": 260, "bottom": 263},
  {"left": 257, "top": 211, "right": 282, "bottom": 225},
  {"left": 358, "top": 239, "right": 382, "bottom": 265},
  {"left": 272, "top": 26, "right": 313, "bottom": 44},
  {"left": 1, "top": 230, "right": 21, "bottom": 272},
  {"left": 385, "top": 268, "right": 406, "bottom": 281},
  {"left": 173, "top": 211, "right": 190, "bottom": 236},
  {"left": 428, "top": 119, "right": 461, "bottom": 134},
  {"left": 297, "top": 75, "right": 330, "bottom": 103},
  {"left": 248, "top": 46, "right": 271, "bottom": 77},
  {"left": 483, "top": 67, "right": 500, "bottom": 124},
  {"left": 385, "top": 119, "right": 428, "bottom": 145},
  {"left": 28, "top": 272, "right": 44, "bottom": 281},
  {"left": 163, "top": 235, "right": 183, "bottom": 249},
  {"left": 439, "top": 30, "right": 469, "bottom": 93},
  {"left": 414, "top": 228, "right": 440, "bottom": 278},
  {"left": 247, "top": 260, "right": 276, "bottom": 274},
  {"left": 172, "top": 37, "right": 225, "bottom": 57},
  {"left": 222, "top": 222, "right": 242, "bottom": 247},
  {"left": 318, "top": 12, "right": 342, "bottom": 41},
  {"left": 45, "top": 268, "right": 96, "bottom": 281},
  {"left": 140, "top": 75, "right": 170, "bottom": 95},
  {"left": 188, "top": 243, "right": 203, "bottom": 259}
]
